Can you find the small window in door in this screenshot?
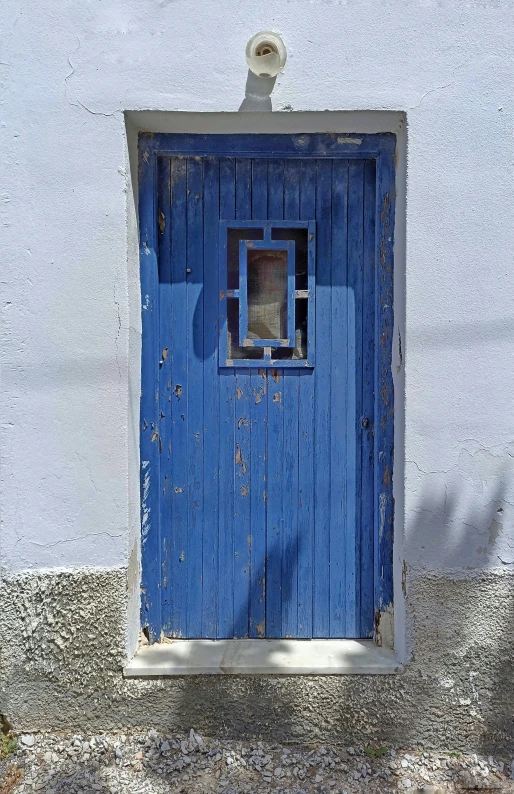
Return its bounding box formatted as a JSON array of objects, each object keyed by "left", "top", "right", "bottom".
[{"left": 220, "top": 221, "right": 315, "bottom": 367}]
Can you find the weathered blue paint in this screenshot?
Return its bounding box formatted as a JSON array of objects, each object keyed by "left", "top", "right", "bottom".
[
  {"left": 329, "top": 157, "right": 348, "bottom": 638},
  {"left": 201, "top": 156, "right": 220, "bottom": 638},
  {"left": 139, "top": 137, "right": 161, "bottom": 638},
  {"left": 297, "top": 159, "right": 317, "bottom": 638},
  {"left": 185, "top": 156, "right": 204, "bottom": 638},
  {"left": 157, "top": 156, "right": 171, "bottom": 636},
  {"left": 312, "top": 158, "right": 332, "bottom": 638},
  {"left": 168, "top": 157, "right": 188, "bottom": 636},
  {"left": 345, "top": 159, "right": 364, "bottom": 637},
  {"left": 144, "top": 133, "right": 395, "bottom": 160},
  {"left": 217, "top": 157, "right": 236, "bottom": 638},
  {"left": 306, "top": 219, "right": 316, "bottom": 367},
  {"left": 282, "top": 159, "right": 301, "bottom": 638},
  {"left": 233, "top": 157, "right": 252, "bottom": 640},
  {"left": 248, "top": 159, "right": 268, "bottom": 638},
  {"left": 361, "top": 159, "right": 377, "bottom": 636},
  {"left": 374, "top": 146, "right": 396, "bottom": 623},
  {"left": 139, "top": 132, "right": 395, "bottom": 642}
]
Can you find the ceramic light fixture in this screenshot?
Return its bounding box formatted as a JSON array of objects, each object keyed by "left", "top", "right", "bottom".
[{"left": 245, "top": 31, "right": 287, "bottom": 78}]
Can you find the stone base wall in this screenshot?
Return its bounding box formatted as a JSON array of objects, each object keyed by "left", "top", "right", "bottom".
[{"left": 1, "top": 567, "right": 513, "bottom": 752}]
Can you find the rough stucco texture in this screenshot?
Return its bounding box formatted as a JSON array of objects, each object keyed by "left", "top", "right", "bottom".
[
  {"left": 1, "top": 567, "right": 513, "bottom": 752},
  {"left": 2, "top": 0, "right": 514, "bottom": 576}
]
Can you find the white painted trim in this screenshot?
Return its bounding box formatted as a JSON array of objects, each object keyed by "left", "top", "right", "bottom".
[{"left": 124, "top": 639, "right": 401, "bottom": 677}]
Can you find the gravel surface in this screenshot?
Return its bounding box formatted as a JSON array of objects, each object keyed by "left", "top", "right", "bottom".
[{"left": 1, "top": 730, "right": 513, "bottom": 793}]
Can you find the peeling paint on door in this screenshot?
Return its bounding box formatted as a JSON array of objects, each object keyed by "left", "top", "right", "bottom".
[{"left": 139, "top": 132, "right": 395, "bottom": 642}]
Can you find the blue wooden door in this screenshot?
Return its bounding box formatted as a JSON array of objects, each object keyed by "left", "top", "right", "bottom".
[{"left": 140, "top": 134, "right": 395, "bottom": 641}]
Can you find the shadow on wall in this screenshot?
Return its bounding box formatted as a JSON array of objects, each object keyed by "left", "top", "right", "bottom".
[
  {"left": 157, "top": 476, "right": 514, "bottom": 752},
  {"left": 238, "top": 71, "right": 277, "bottom": 112},
  {"left": 403, "top": 476, "right": 514, "bottom": 753},
  {"left": 5, "top": 482, "right": 512, "bottom": 794}
]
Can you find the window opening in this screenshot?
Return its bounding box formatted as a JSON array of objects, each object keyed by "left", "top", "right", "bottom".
[{"left": 219, "top": 221, "right": 315, "bottom": 368}]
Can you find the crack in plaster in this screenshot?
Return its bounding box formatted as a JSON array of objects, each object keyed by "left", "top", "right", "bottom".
[
  {"left": 114, "top": 281, "right": 122, "bottom": 386},
  {"left": 408, "top": 63, "right": 467, "bottom": 110},
  {"left": 65, "top": 38, "right": 121, "bottom": 118},
  {"left": 407, "top": 439, "right": 514, "bottom": 478},
  {"left": 24, "top": 531, "right": 125, "bottom": 550}
]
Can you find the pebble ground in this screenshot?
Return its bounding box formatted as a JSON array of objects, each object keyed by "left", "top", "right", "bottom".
[{"left": 1, "top": 730, "right": 513, "bottom": 793}]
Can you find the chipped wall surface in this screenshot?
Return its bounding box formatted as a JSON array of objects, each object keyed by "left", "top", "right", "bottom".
[
  {"left": 1, "top": 567, "right": 514, "bottom": 752},
  {"left": 1, "top": 0, "right": 514, "bottom": 744}
]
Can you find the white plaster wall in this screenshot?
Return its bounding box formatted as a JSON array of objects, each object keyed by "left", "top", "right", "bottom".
[{"left": 1, "top": 0, "right": 514, "bottom": 584}]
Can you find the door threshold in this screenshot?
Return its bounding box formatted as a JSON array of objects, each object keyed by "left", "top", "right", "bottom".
[{"left": 124, "top": 639, "right": 401, "bottom": 677}]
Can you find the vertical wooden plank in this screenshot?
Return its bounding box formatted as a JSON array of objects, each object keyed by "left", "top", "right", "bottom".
[
  {"left": 313, "top": 158, "right": 332, "bottom": 638},
  {"left": 139, "top": 139, "right": 161, "bottom": 641},
  {"left": 233, "top": 158, "right": 252, "bottom": 637},
  {"left": 157, "top": 156, "right": 173, "bottom": 637},
  {"left": 201, "top": 157, "right": 220, "bottom": 638},
  {"left": 266, "top": 158, "right": 285, "bottom": 637},
  {"left": 167, "top": 157, "right": 189, "bottom": 637},
  {"left": 329, "top": 158, "right": 349, "bottom": 638},
  {"left": 345, "top": 160, "right": 365, "bottom": 637},
  {"left": 185, "top": 157, "right": 204, "bottom": 637},
  {"left": 218, "top": 158, "right": 236, "bottom": 637},
  {"left": 286, "top": 240, "right": 296, "bottom": 345},
  {"left": 306, "top": 221, "right": 316, "bottom": 367},
  {"left": 297, "top": 160, "right": 316, "bottom": 638},
  {"left": 238, "top": 240, "right": 249, "bottom": 345},
  {"left": 218, "top": 222, "right": 230, "bottom": 367},
  {"left": 249, "top": 158, "right": 268, "bottom": 638},
  {"left": 360, "top": 158, "right": 377, "bottom": 637},
  {"left": 375, "top": 149, "right": 395, "bottom": 621},
  {"left": 281, "top": 158, "right": 300, "bottom": 638}
]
